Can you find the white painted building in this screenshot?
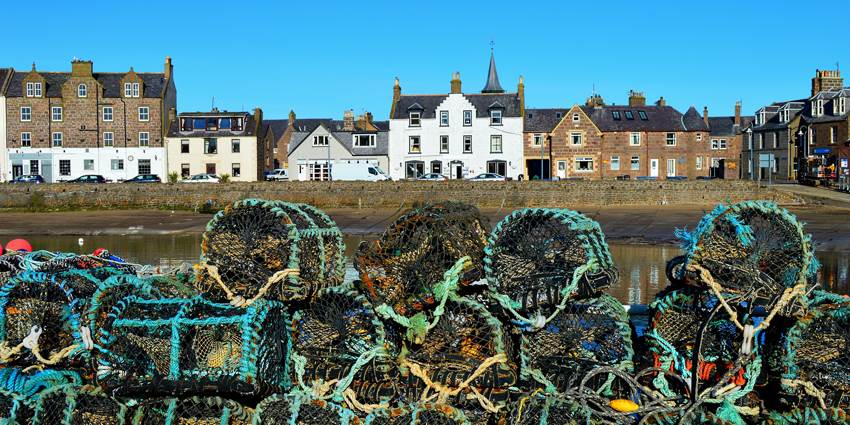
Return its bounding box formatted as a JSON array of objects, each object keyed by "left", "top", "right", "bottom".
[
  {"left": 388, "top": 51, "right": 525, "bottom": 179},
  {"left": 165, "top": 109, "right": 265, "bottom": 181},
  {"left": 0, "top": 69, "right": 8, "bottom": 182},
  {"left": 7, "top": 147, "right": 165, "bottom": 182}
]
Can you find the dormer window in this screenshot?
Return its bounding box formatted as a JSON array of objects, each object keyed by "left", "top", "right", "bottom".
[
  {"left": 612, "top": 111, "right": 621, "bottom": 120},
  {"left": 490, "top": 109, "right": 503, "bottom": 126},
  {"left": 625, "top": 111, "right": 634, "bottom": 120},
  {"left": 838, "top": 97, "right": 846, "bottom": 115},
  {"left": 638, "top": 111, "right": 648, "bottom": 120},
  {"left": 353, "top": 134, "right": 376, "bottom": 148},
  {"left": 231, "top": 117, "right": 244, "bottom": 131},
  {"left": 78, "top": 84, "right": 87, "bottom": 97},
  {"left": 813, "top": 99, "right": 824, "bottom": 116},
  {"left": 34, "top": 83, "right": 42, "bottom": 97},
  {"left": 555, "top": 112, "right": 562, "bottom": 119},
  {"left": 26, "top": 82, "right": 33, "bottom": 97},
  {"left": 124, "top": 82, "right": 140, "bottom": 98},
  {"left": 313, "top": 135, "right": 329, "bottom": 146},
  {"left": 409, "top": 112, "right": 421, "bottom": 127},
  {"left": 572, "top": 113, "right": 580, "bottom": 122}
]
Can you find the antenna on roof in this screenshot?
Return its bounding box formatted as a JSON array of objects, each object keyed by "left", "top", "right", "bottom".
[{"left": 490, "top": 39, "right": 495, "bottom": 52}]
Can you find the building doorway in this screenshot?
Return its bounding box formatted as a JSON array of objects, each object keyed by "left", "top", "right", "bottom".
[
  {"left": 710, "top": 158, "right": 726, "bottom": 179},
  {"left": 450, "top": 161, "right": 464, "bottom": 179},
  {"left": 556, "top": 161, "right": 567, "bottom": 179},
  {"left": 650, "top": 159, "right": 659, "bottom": 177},
  {"left": 405, "top": 161, "right": 424, "bottom": 179},
  {"left": 430, "top": 160, "right": 442, "bottom": 175},
  {"left": 487, "top": 160, "right": 507, "bottom": 177},
  {"left": 666, "top": 159, "right": 676, "bottom": 177},
  {"left": 525, "top": 159, "right": 550, "bottom": 180},
  {"left": 12, "top": 165, "right": 23, "bottom": 178}
]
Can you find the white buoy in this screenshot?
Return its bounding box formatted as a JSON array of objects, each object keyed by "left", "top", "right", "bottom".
[{"left": 78, "top": 238, "right": 84, "bottom": 247}]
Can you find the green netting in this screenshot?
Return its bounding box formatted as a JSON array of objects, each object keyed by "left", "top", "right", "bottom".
[
  {"left": 0, "top": 367, "right": 81, "bottom": 400},
  {"left": 762, "top": 407, "right": 850, "bottom": 425},
  {"left": 520, "top": 294, "right": 634, "bottom": 393},
  {"left": 355, "top": 202, "right": 489, "bottom": 321},
  {"left": 129, "top": 396, "right": 253, "bottom": 425},
  {"left": 254, "top": 392, "right": 360, "bottom": 425},
  {"left": 484, "top": 208, "right": 617, "bottom": 329},
  {"left": 32, "top": 384, "right": 127, "bottom": 425},
  {"left": 198, "top": 199, "right": 345, "bottom": 305},
  {"left": 0, "top": 387, "right": 31, "bottom": 424},
  {"left": 96, "top": 296, "right": 288, "bottom": 397}
]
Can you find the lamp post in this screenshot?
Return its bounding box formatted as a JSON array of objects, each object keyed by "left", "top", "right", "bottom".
[
  {"left": 797, "top": 128, "right": 805, "bottom": 182},
  {"left": 746, "top": 128, "right": 753, "bottom": 181}
]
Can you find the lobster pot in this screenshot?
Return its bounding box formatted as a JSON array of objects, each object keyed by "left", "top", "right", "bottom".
[
  {"left": 772, "top": 302, "right": 850, "bottom": 409},
  {"left": 675, "top": 201, "right": 817, "bottom": 307},
  {"left": 0, "top": 388, "right": 30, "bottom": 424},
  {"left": 0, "top": 254, "right": 23, "bottom": 284},
  {"left": 409, "top": 403, "right": 476, "bottom": 425},
  {"left": 355, "top": 202, "right": 489, "bottom": 316},
  {"left": 97, "top": 296, "right": 288, "bottom": 397},
  {"left": 644, "top": 287, "right": 751, "bottom": 395},
  {"left": 484, "top": 208, "right": 617, "bottom": 324},
  {"left": 255, "top": 394, "right": 359, "bottom": 425},
  {"left": 506, "top": 393, "right": 607, "bottom": 425},
  {"left": 520, "top": 295, "right": 633, "bottom": 392},
  {"left": 33, "top": 384, "right": 127, "bottom": 425},
  {"left": 362, "top": 407, "right": 409, "bottom": 425},
  {"left": 763, "top": 407, "right": 850, "bottom": 425},
  {"left": 0, "top": 368, "right": 82, "bottom": 400},
  {"left": 198, "top": 199, "right": 345, "bottom": 304},
  {"left": 290, "top": 287, "right": 394, "bottom": 395},
  {"left": 130, "top": 396, "right": 253, "bottom": 425},
  {"left": 17, "top": 250, "right": 137, "bottom": 276}
]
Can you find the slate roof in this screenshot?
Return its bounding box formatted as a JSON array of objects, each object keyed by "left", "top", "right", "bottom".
[
  {"left": 264, "top": 119, "right": 289, "bottom": 143},
  {"left": 579, "top": 105, "right": 698, "bottom": 132},
  {"left": 753, "top": 99, "right": 806, "bottom": 131},
  {"left": 708, "top": 116, "right": 755, "bottom": 136},
  {"left": 481, "top": 51, "right": 504, "bottom": 94},
  {"left": 167, "top": 112, "right": 259, "bottom": 137},
  {"left": 682, "top": 107, "right": 710, "bottom": 132},
  {"left": 524, "top": 108, "right": 569, "bottom": 132},
  {"left": 0, "top": 68, "right": 10, "bottom": 95},
  {"left": 392, "top": 93, "right": 522, "bottom": 120},
  {"left": 4, "top": 71, "right": 167, "bottom": 98},
  {"left": 289, "top": 123, "right": 389, "bottom": 156}
]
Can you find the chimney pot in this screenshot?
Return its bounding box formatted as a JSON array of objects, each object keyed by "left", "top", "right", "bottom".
[
  {"left": 450, "top": 72, "right": 462, "bottom": 94},
  {"left": 628, "top": 90, "right": 646, "bottom": 107}
]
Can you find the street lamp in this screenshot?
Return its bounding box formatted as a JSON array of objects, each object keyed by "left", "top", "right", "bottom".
[
  {"left": 797, "top": 129, "right": 805, "bottom": 181},
  {"left": 745, "top": 128, "right": 753, "bottom": 181}
]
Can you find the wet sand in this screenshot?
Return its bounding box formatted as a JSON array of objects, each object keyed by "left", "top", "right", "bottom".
[{"left": 1, "top": 204, "right": 849, "bottom": 251}]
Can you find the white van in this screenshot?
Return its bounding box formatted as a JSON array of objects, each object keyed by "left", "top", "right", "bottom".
[{"left": 330, "top": 160, "right": 390, "bottom": 181}]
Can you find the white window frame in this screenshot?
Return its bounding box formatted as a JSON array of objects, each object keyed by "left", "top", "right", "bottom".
[
  {"left": 103, "top": 106, "right": 113, "bottom": 122},
  {"left": 353, "top": 134, "right": 376, "bottom": 148},
  {"left": 231, "top": 139, "right": 241, "bottom": 152},
  {"left": 138, "top": 106, "right": 150, "bottom": 122},
  {"left": 83, "top": 159, "right": 95, "bottom": 171},
  {"left": 133, "top": 82, "right": 140, "bottom": 97},
  {"left": 139, "top": 132, "right": 150, "bottom": 147},
  {"left": 630, "top": 132, "right": 640, "bottom": 146},
  {"left": 666, "top": 159, "right": 677, "bottom": 177},
  {"left": 408, "top": 136, "right": 421, "bottom": 153},
  {"left": 312, "top": 135, "right": 329, "bottom": 146},
  {"left": 111, "top": 159, "right": 124, "bottom": 171},
  {"left": 532, "top": 134, "right": 542, "bottom": 146},
  {"left": 78, "top": 84, "right": 87, "bottom": 98},
  {"left": 409, "top": 112, "right": 421, "bottom": 127},
  {"left": 34, "top": 82, "right": 42, "bottom": 97},
  {"left": 490, "top": 135, "right": 503, "bottom": 153},
  {"left": 21, "top": 132, "right": 32, "bottom": 148},
  {"left": 572, "top": 113, "right": 580, "bottom": 122},
  {"left": 838, "top": 97, "right": 846, "bottom": 115},
  {"left": 696, "top": 156, "right": 703, "bottom": 170},
  {"left": 103, "top": 132, "right": 114, "bottom": 147},
  {"left": 51, "top": 106, "right": 63, "bottom": 122},
  {"left": 773, "top": 132, "right": 778, "bottom": 149},
  {"left": 59, "top": 159, "right": 71, "bottom": 176},
  {"left": 570, "top": 132, "right": 582, "bottom": 146},
  {"left": 124, "top": 83, "right": 132, "bottom": 97},
  {"left": 463, "top": 135, "right": 472, "bottom": 153},
  {"left": 630, "top": 156, "right": 640, "bottom": 171},
  {"left": 696, "top": 133, "right": 702, "bottom": 141},
  {"left": 610, "top": 156, "right": 620, "bottom": 171},
  {"left": 574, "top": 157, "right": 593, "bottom": 172},
  {"left": 490, "top": 109, "right": 503, "bottom": 126},
  {"left": 26, "top": 82, "right": 34, "bottom": 97},
  {"left": 440, "top": 135, "right": 449, "bottom": 154},
  {"left": 463, "top": 110, "right": 472, "bottom": 126},
  {"left": 52, "top": 132, "right": 63, "bottom": 147},
  {"left": 439, "top": 110, "right": 449, "bottom": 127},
  {"left": 232, "top": 163, "right": 241, "bottom": 177},
  {"left": 831, "top": 127, "right": 836, "bottom": 143},
  {"left": 666, "top": 132, "right": 677, "bottom": 146},
  {"left": 20, "top": 107, "right": 31, "bottom": 122}
]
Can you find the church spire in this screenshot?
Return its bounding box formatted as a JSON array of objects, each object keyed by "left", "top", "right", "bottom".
[{"left": 481, "top": 46, "right": 504, "bottom": 94}]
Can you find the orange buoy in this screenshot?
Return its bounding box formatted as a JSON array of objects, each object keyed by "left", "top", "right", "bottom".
[
  {"left": 5, "top": 239, "right": 32, "bottom": 253},
  {"left": 610, "top": 399, "right": 639, "bottom": 413}
]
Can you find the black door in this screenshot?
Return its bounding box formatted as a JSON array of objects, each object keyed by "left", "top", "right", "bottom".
[{"left": 12, "top": 165, "right": 23, "bottom": 178}]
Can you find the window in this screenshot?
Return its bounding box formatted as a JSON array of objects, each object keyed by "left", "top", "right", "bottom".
[
  {"left": 555, "top": 112, "right": 562, "bottom": 119},
  {"left": 219, "top": 117, "right": 231, "bottom": 130},
  {"left": 138, "top": 159, "right": 151, "bottom": 175},
  {"left": 490, "top": 109, "right": 503, "bottom": 125},
  {"left": 231, "top": 139, "right": 241, "bottom": 153},
  {"left": 103, "top": 106, "right": 113, "bottom": 122},
  {"left": 696, "top": 156, "right": 703, "bottom": 170},
  {"left": 133, "top": 83, "right": 140, "bottom": 97},
  {"left": 84, "top": 159, "right": 94, "bottom": 171},
  {"left": 557, "top": 161, "right": 566, "bottom": 172},
  {"left": 463, "top": 110, "right": 472, "bottom": 126},
  {"left": 611, "top": 156, "right": 620, "bottom": 171},
  {"left": 772, "top": 132, "right": 778, "bottom": 149},
  {"left": 431, "top": 161, "right": 442, "bottom": 174},
  {"left": 20, "top": 107, "right": 31, "bottom": 122},
  {"left": 313, "top": 135, "right": 329, "bottom": 146},
  {"left": 570, "top": 132, "right": 582, "bottom": 146},
  {"left": 58, "top": 160, "right": 71, "bottom": 176},
  {"left": 78, "top": 84, "right": 87, "bottom": 97},
  {"left": 30, "top": 161, "right": 39, "bottom": 175},
  {"left": 630, "top": 132, "right": 640, "bottom": 146},
  {"left": 124, "top": 83, "right": 132, "bottom": 97},
  {"left": 111, "top": 159, "right": 124, "bottom": 170},
  {"left": 231, "top": 117, "right": 243, "bottom": 131},
  {"left": 638, "top": 111, "right": 648, "bottom": 120},
  {"left": 206, "top": 163, "right": 217, "bottom": 175},
  {"left": 814, "top": 99, "right": 824, "bottom": 116},
  {"left": 612, "top": 111, "right": 621, "bottom": 120},
  {"left": 631, "top": 156, "right": 640, "bottom": 170},
  {"left": 625, "top": 111, "right": 634, "bottom": 120},
  {"left": 139, "top": 132, "right": 150, "bottom": 147},
  {"left": 20, "top": 133, "right": 31, "bottom": 148},
  {"left": 666, "top": 133, "right": 676, "bottom": 146},
  {"left": 51, "top": 106, "right": 63, "bottom": 121},
  {"left": 353, "top": 134, "right": 376, "bottom": 147},
  {"left": 575, "top": 157, "right": 593, "bottom": 172},
  {"left": 487, "top": 160, "right": 507, "bottom": 176},
  {"left": 440, "top": 135, "right": 449, "bottom": 153},
  {"left": 180, "top": 139, "right": 189, "bottom": 153},
  {"left": 490, "top": 135, "right": 502, "bottom": 153},
  {"left": 232, "top": 163, "right": 241, "bottom": 177},
  {"left": 532, "top": 134, "right": 543, "bottom": 146},
  {"left": 409, "top": 136, "right": 421, "bottom": 153},
  {"left": 572, "top": 113, "right": 580, "bottom": 122},
  {"left": 463, "top": 135, "right": 472, "bottom": 153},
  {"left": 204, "top": 138, "right": 218, "bottom": 154},
  {"left": 409, "top": 112, "right": 421, "bottom": 127},
  {"left": 831, "top": 126, "right": 837, "bottom": 143},
  {"left": 696, "top": 133, "right": 702, "bottom": 141},
  {"left": 52, "top": 132, "right": 63, "bottom": 147},
  {"left": 26, "top": 82, "right": 33, "bottom": 97},
  {"left": 103, "top": 132, "right": 114, "bottom": 147},
  {"left": 34, "top": 82, "right": 42, "bottom": 97},
  {"left": 308, "top": 162, "right": 329, "bottom": 181},
  {"left": 839, "top": 97, "right": 847, "bottom": 115},
  {"left": 205, "top": 118, "right": 218, "bottom": 131},
  {"left": 440, "top": 111, "right": 449, "bottom": 126},
  {"left": 138, "top": 107, "right": 149, "bottom": 121},
  {"left": 710, "top": 139, "right": 727, "bottom": 150},
  {"left": 404, "top": 161, "right": 424, "bottom": 179},
  {"left": 181, "top": 164, "right": 190, "bottom": 178}
]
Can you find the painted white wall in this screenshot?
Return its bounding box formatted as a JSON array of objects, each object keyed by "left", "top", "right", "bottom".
[
  {"left": 0, "top": 95, "right": 6, "bottom": 182},
  {"left": 388, "top": 93, "right": 524, "bottom": 180},
  {"left": 288, "top": 126, "right": 388, "bottom": 181},
  {"left": 165, "top": 136, "right": 259, "bottom": 181},
  {"left": 7, "top": 147, "right": 166, "bottom": 182}
]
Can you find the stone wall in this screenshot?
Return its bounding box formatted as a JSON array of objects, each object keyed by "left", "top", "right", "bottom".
[{"left": 0, "top": 180, "right": 801, "bottom": 211}]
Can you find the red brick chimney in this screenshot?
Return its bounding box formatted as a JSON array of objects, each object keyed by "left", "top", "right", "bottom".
[
  {"left": 656, "top": 96, "right": 666, "bottom": 107},
  {"left": 734, "top": 101, "right": 741, "bottom": 126},
  {"left": 703, "top": 107, "right": 709, "bottom": 126}
]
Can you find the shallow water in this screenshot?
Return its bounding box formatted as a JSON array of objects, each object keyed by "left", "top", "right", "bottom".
[{"left": 19, "top": 234, "right": 850, "bottom": 304}]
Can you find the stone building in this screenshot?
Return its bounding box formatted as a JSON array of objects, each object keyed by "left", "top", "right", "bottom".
[
  {"left": 165, "top": 109, "right": 265, "bottom": 181},
  {"left": 287, "top": 110, "right": 388, "bottom": 181},
  {"left": 706, "top": 101, "right": 753, "bottom": 179},
  {"left": 742, "top": 100, "right": 804, "bottom": 182},
  {"left": 388, "top": 50, "right": 525, "bottom": 180},
  {"left": 529, "top": 92, "right": 711, "bottom": 180},
  {"left": 3, "top": 58, "right": 176, "bottom": 182},
  {"left": 799, "top": 84, "right": 849, "bottom": 182},
  {"left": 523, "top": 108, "right": 568, "bottom": 179},
  {"left": 0, "top": 68, "right": 11, "bottom": 181},
  {"left": 261, "top": 111, "right": 337, "bottom": 171}
]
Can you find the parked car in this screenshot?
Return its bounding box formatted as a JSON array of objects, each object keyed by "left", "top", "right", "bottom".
[
  {"left": 181, "top": 174, "right": 220, "bottom": 183},
  {"left": 467, "top": 173, "right": 506, "bottom": 182},
  {"left": 68, "top": 174, "right": 107, "bottom": 184},
  {"left": 266, "top": 168, "right": 289, "bottom": 181},
  {"left": 125, "top": 174, "right": 162, "bottom": 183},
  {"left": 418, "top": 173, "right": 447, "bottom": 181},
  {"left": 10, "top": 175, "right": 44, "bottom": 184},
  {"left": 330, "top": 161, "right": 390, "bottom": 181}
]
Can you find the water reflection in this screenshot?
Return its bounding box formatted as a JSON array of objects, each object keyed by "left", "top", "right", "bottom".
[{"left": 19, "top": 234, "right": 850, "bottom": 304}]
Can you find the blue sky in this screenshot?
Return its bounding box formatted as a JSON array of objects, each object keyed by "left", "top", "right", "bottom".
[{"left": 4, "top": 0, "right": 848, "bottom": 120}]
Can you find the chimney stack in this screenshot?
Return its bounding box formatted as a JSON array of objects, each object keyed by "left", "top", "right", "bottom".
[
  {"left": 288, "top": 110, "right": 296, "bottom": 128},
  {"left": 71, "top": 59, "right": 93, "bottom": 77},
  {"left": 164, "top": 56, "right": 173, "bottom": 81},
  {"left": 390, "top": 77, "right": 401, "bottom": 119},
  {"left": 734, "top": 101, "right": 741, "bottom": 126},
  {"left": 450, "top": 72, "right": 462, "bottom": 94},
  {"left": 703, "top": 106, "right": 709, "bottom": 126},
  {"left": 518, "top": 75, "right": 525, "bottom": 117},
  {"left": 585, "top": 94, "right": 605, "bottom": 107},
  {"left": 628, "top": 90, "right": 646, "bottom": 107},
  {"left": 343, "top": 110, "right": 355, "bottom": 131},
  {"left": 656, "top": 96, "right": 666, "bottom": 107}
]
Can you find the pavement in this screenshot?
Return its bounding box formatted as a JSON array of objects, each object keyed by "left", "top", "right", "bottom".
[{"left": 772, "top": 183, "right": 850, "bottom": 207}]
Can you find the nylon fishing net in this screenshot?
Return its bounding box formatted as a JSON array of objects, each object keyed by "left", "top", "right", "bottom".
[
  {"left": 762, "top": 407, "right": 850, "bottom": 425},
  {"left": 259, "top": 393, "right": 360, "bottom": 425},
  {"left": 520, "top": 294, "right": 633, "bottom": 393},
  {"left": 675, "top": 201, "right": 816, "bottom": 313},
  {"left": 32, "top": 384, "right": 127, "bottom": 425},
  {"left": 354, "top": 202, "right": 489, "bottom": 319},
  {"left": 0, "top": 388, "right": 29, "bottom": 424},
  {"left": 96, "top": 296, "right": 288, "bottom": 398},
  {"left": 129, "top": 396, "right": 253, "bottom": 425},
  {"left": 198, "top": 199, "right": 345, "bottom": 305},
  {"left": 484, "top": 208, "right": 617, "bottom": 327}
]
